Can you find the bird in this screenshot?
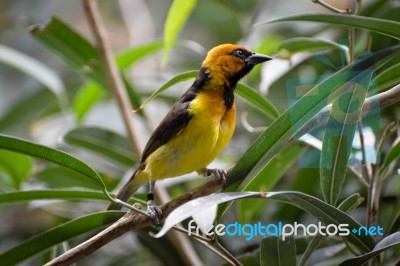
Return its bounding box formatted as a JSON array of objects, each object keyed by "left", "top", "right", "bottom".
[{"left": 107, "top": 43, "right": 272, "bottom": 224}]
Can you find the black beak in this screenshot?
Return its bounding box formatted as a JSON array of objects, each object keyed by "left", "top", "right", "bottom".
[{"left": 245, "top": 53, "right": 273, "bottom": 65}]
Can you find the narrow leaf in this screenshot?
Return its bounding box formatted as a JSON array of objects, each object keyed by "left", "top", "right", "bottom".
[
  {"left": 116, "top": 41, "right": 164, "bottom": 70},
  {"left": 236, "top": 83, "right": 280, "bottom": 119},
  {"left": 380, "top": 140, "right": 400, "bottom": 174},
  {"left": 266, "top": 191, "right": 376, "bottom": 252},
  {"left": 0, "top": 45, "right": 66, "bottom": 105},
  {"left": 138, "top": 70, "right": 197, "bottom": 110},
  {"left": 238, "top": 142, "right": 305, "bottom": 222},
  {"left": 73, "top": 81, "right": 103, "bottom": 123},
  {"left": 260, "top": 236, "right": 296, "bottom": 266},
  {"left": 279, "top": 37, "right": 349, "bottom": 61},
  {"left": 31, "top": 17, "right": 107, "bottom": 88},
  {"left": 0, "top": 89, "right": 53, "bottom": 131},
  {"left": 376, "top": 63, "right": 400, "bottom": 92},
  {"left": 63, "top": 127, "right": 136, "bottom": 166},
  {"left": 0, "top": 189, "right": 108, "bottom": 204},
  {"left": 0, "top": 211, "right": 124, "bottom": 266},
  {"left": 0, "top": 150, "right": 32, "bottom": 189},
  {"left": 339, "top": 232, "right": 400, "bottom": 266},
  {"left": 262, "top": 14, "right": 400, "bottom": 40},
  {"left": 163, "top": 0, "right": 197, "bottom": 64},
  {"left": 320, "top": 72, "right": 372, "bottom": 205},
  {"left": 0, "top": 134, "right": 105, "bottom": 188}
]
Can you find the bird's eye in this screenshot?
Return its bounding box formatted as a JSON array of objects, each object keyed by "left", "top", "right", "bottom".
[
  {"left": 233, "top": 49, "right": 245, "bottom": 58},
  {"left": 235, "top": 50, "right": 243, "bottom": 56}
]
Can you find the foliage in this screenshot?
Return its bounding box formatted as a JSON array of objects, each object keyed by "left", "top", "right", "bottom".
[{"left": 0, "top": 0, "right": 399, "bottom": 265}]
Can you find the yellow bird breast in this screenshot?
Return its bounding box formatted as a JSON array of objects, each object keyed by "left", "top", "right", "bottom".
[{"left": 144, "top": 89, "right": 236, "bottom": 179}]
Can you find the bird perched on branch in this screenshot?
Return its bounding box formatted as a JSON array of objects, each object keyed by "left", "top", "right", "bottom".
[{"left": 107, "top": 43, "right": 272, "bottom": 224}]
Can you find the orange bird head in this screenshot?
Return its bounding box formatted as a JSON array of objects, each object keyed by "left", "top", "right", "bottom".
[{"left": 201, "top": 44, "right": 272, "bottom": 86}]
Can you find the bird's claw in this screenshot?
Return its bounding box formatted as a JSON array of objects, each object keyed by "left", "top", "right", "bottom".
[
  {"left": 205, "top": 168, "right": 227, "bottom": 188},
  {"left": 147, "top": 200, "right": 162, "bottom": 226}
]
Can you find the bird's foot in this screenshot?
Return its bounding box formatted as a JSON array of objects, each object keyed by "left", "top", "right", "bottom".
[
  {"left": 199, "top": 168, "right": 227, "bottom": 188},
  {"left": 147, "top": 200, "right": 162, "bottom": 226}
]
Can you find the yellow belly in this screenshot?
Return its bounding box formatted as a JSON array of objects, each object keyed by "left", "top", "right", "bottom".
[{"left": 143, "top": 90, "right": 236, "bottom": 180}]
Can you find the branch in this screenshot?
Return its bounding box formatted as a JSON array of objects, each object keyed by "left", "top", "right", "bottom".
[
  {"left": 82, "top": 0, "right": 142, "bottom": 155},
  {"left": 311, "top": 0, "right": 351, "bottom": 14},
  {"left": 44, "top": 180, "right": 222, "bottom": 266}
]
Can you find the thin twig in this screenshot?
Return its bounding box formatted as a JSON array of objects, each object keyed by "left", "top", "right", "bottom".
[
  {"left": 311, "top": 0, "right": 350, "bottom": 14},
  {"left": 82, "top": 0, "right": 142, "bottom": 155},
  {"left": 169, "top": 226, "right": 243, "bottom": 265}
]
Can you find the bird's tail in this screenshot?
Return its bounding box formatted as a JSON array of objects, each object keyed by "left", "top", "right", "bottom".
[{"left": 107, "top": 169, "right": 147, "bottom": 210}]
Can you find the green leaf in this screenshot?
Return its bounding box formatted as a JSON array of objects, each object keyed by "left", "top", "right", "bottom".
[
  {"left": 116, "top": 41, "right": 164, "bottom": 70},
  {"left": 63, "top": 126, "right": 136, "bottom": 166},
  {"left": 0, "top": 89, "right": 53, "bottom": 132},
  {"left": 299, "top": 193, "right": 364, "bottom": 266},
  {"left": 339, "top": 232, "right": 400, "bottom": 266},
  {"left": 139, "top": 70, "right": 197, "bottom": 109},
  {"left": 163, "top": 0, "right": 197, "bottom": 65},
  {"left": 73, "top": 81, "right": 104, "bottom": 123},
  {"left": 122, "top": 72, "right": 143, "bottom": 113},
  {"left": 376, "top": 63, "right": 400, "bottom": 92},
  {"left": 0, "top": 189, "right": 108, "bottom": 204},
  {"left": 0, "top": 211, "right": 124, "bottom": 266},
  {"left": 35, "top": 166, "right": 108, "bottom": 190},
  {"left": 0, "top": 134, "right": 105, "bottom": 189},
  {"left": 262, "top": 14, "right": 400, "bottom": 40},
  {"left": 380, "top": 139, "right": 400, "bottom": 175},
  {"left": 31, "top": 17, "right": 107, "bottom": 88},
  {"left": 217, "top": 46, "right": 399, "bottom": 221},
  {"left": 0, "top": 150, "right": 32, "bottom": 189},
  {"left": 238, "top": 142, "right": 305, "bottom": 222},
  {"left": 337, "top": 193, "right": 364, "bottom": 212},
  {"left": 320, "top": 72, "right": 372, "bottom": 205},
  {"left": 0, "top": 45, "right": 66, "bottom": 106},
  {"left": 260, "top": 236, "right": 296, "bottom": 266},
  {"left": 266, "top": 191, "right": 376, "bottom": 253},
  {"left": 278, "top": 37, "right": 349, "bottom": 61},
  {"left": 236, "top": 83, "right": 280, "bottom": 119}
]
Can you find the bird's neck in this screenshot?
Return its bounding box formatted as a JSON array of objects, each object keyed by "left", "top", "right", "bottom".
[{"left": 196, "top": 67, "right": 236, "bottom": 109}]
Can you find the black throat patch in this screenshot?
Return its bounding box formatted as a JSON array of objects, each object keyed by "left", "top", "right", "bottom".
[{"left": 223, "top": 85, "right": 235, "bottom": 109}]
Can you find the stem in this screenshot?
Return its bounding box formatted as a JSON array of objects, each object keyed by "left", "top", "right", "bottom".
[
  {"left": 311, "top": 0, "right": 349, "bottom": 14},
  {"left": 83, "top": 0, "right": 142, "bottom": 155},
  {"left": 213, "top": 240, "right": 243, "bottom": 266},
  {"left": 358, "top": 122, "right": 371, "bottom": 183},
  {"left": 169, "top": 226, "right": 241, "bottom": 266}
]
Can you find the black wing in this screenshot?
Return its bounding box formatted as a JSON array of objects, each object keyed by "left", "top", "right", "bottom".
[
  {"left": 140, "top": 92, "right": 193, "bottom": 164},
  {"left": 140, "top": 68, "right": 209, "bottom": 165}
]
